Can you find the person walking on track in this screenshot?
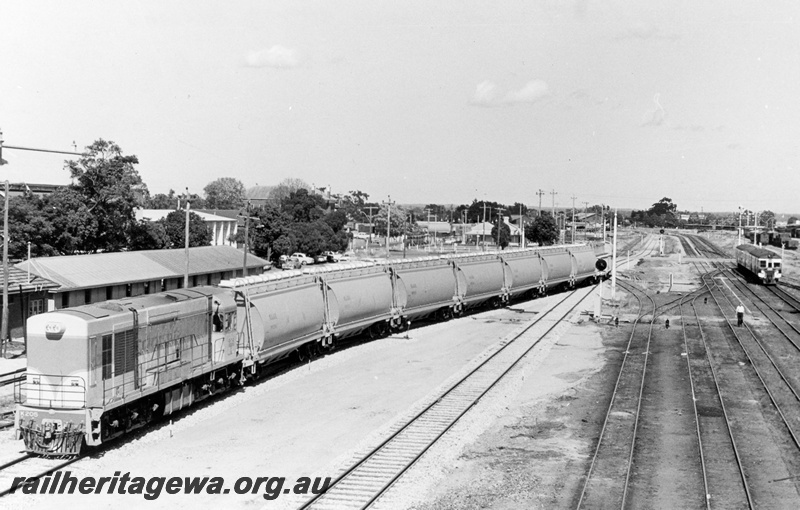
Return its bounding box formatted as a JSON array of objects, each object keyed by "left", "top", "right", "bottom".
[{"left": 736, "top": 303, "right": 745, "bottom": 326}]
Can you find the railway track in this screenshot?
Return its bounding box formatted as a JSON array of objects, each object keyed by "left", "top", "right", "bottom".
[
  {"left": 298, "top": 284, "right": 595, "bottom": 509},
  {"left": 689, "top": 272, "right": 754, "bottom": 508},
  {"left": 575, "top": 279, "right": 654, "bottom": 509},
  {"left": 0, "top": 454, "right": 81, "bottom": 497},
  {"left": 702, "top": 267, "right": 800, "bottom": 505}
]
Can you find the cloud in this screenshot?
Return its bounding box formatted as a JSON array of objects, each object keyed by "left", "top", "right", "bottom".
[
  {"left": 470, "top": 81, "right": 499, "bottom": 106},
  {"left": 470, "top": 79, "right": 549, "bottom": 107},
  {"left": 641, "top": 93, "right": 667, "bottom": 127},
  {"left": 245, "top": 46, "right": 299, "bottom": 69},
  {"left": 504, "top": 80, "right": 550, "bottom": 104}
]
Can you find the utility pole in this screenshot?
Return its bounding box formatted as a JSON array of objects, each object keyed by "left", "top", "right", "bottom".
[
  {"left": 519, "top": 203, "right": 525, "bottom": 249},
  {"left": 482, "top": 202, "right": 491, "bottom": 251},
  {"left": 536, "top": 189, "right": 545, "bottom": 217},
  {"left": 383, "top": 195, "right": 395, "bottom": 259},
  {"left": 240, "top": 201, "right": 260, "bottom": 276},
  {"left": 364, "top": 205, "right": 380, "bottom": 243},
  {"left": 1, "top": 181, "right": 7, "bottom": 356},
  {"left": 611, "top": 209, "right": 618, "bottom": 300},
  {"left": 183, "top": 188, "right": 191, "bottom": 288},
  {"left": 571, "top": 194, "right": 577, "bottom": 244},
  {"left": 550, "top": 189, "right": 557, "bottom": 217},
  {"left": 496, "top": 207, "right": 505, "bottom": 248}
]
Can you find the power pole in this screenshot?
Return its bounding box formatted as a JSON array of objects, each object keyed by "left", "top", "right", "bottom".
[
  {"left": 382, "top": 195, "right": 395, "bottom": 259},
  {"left": 571, "top": 194, "right": 577, "bottom": 244},
  {"left": 1, "top": 181, "right": 8, "bottom": 356},
  {"left": 364, "top": 206, "right": 380, "bottom": 242},
  {"left": 519, "top": 203, "right": 525, "bottom": 249},
  {"left": 482, "top": 202, "right": 491, "bottom": 251},
  {"left": 536, "top": 189, "right": 545, "bottom": 217},
  {"left": 496, "top": 208, "right": 505, "bottom": 248},
  {"left": 183, "top": 188, "right": 192, "bottom": 288},
  {"left": 550, "top": 189, "right": 557, "bottom": 217}
]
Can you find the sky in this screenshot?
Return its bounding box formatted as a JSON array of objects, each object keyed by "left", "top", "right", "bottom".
[{"left": 1, "top": 1, "right": 799, "bottom": 213}]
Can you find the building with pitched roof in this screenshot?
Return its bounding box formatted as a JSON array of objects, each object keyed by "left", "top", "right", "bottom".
[
  {"left": 0, "top": 266, "right": 60, "bottom": 340},
  {"left": 16, "top": 245, "right": 269, "bottom": 311},
  {"left": 136, "top": 209, "right": 239, "bottom": 246}
]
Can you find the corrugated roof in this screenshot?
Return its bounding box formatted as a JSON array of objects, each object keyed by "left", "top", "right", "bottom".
[
  {"left": 0, "top": 266, "right": 60, "bottom": 293},
  {"left": 16, "top": 246, "right": 269, "bottom": 291}
]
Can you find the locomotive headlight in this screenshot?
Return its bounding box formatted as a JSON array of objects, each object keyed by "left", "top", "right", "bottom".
[{"left": 45, "top": 322, "right": 66, "bottom": 340}]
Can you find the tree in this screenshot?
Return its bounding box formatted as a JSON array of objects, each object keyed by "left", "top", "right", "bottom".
[
  {"left": 6, "top": 193, "right": 56, "bottom": 259},
  {"left": 44, "top": 187, "right": 99, "bottom": 255},
  {"left": 648, "top": 197, "right": 677, "bottom": 217},
  {"left": 129, "top": 219, "right": 169, "bottom": 251},
  {"left": 65, "top": 139, "right": 146, "bottom": 252},
  {"left": 322, "top": 210, "right": 349, "bottom": 233},
  {"left": 374, "top": 203, "right": 409, "bottom": 237},
  {"left": 203, "top": 177, "right": 246, "bottom": 210},
  {"left": 268, "top": 178, "right": 311, "bottom": 202},
  {"left": 146, "top": 189, "right": 180, "bottom": 209},
  {"left": 789, "top": 216, "right": 799, "bottom": 225},
  {"left": 759, "top": 210, "right": 776, "bottom": 229},
  {"left": 281, "top": 188, "right": 327, "bottom": 223},
  {"left": 490, "top": 220, "right": 511, "bottom": 249},
  {"left": 161, "top": 210, "right": 211, "bottom": 248},
  {"left": 525, "top": 214, "right": 558, "bottom": 246}
]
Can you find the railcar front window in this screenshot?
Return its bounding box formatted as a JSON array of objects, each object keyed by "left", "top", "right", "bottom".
[{"left": 760, "top": 260, "right": 767, "bottom": 268}]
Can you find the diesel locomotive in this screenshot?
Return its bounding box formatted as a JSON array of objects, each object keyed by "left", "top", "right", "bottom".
[{"left": 15, "top": 244, "right": 603, "bottom": 456}]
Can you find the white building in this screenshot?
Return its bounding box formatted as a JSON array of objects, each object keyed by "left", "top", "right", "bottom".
[{"left": 136, "top": 209, "right": 239, "bottom": 247}]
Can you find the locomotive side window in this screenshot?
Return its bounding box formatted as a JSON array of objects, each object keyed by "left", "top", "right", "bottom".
[{"left": 102, "top": 334, "right": 113, "bottom": 380}]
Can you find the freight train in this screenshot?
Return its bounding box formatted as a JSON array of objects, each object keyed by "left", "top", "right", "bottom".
[
  {"left": 15, "top": 245, "right": 604, "bottom": 456},
  {"left": 735, "top": 244, "right": 782, "bottom": 285}
]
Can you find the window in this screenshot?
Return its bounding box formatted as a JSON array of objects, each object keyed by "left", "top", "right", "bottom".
[
  {"left": 160, "top": 279, "right": 166, "bottom": 292},
  {"left": 29, "top": 299, "right": 44, "bottom": 317},
  {"left": 126, "top": 284, "right": 132, "bottom": 297},
  {"left": 760, "top": 260, "right": 767, "bottom": 268},
  {"left": 144, "top": 282, "right": 150, "bottom": 295},
  {"left": 177, "top": 278, "right": 183, "bottom": 289},
  {"left": 84, "top": 289, "right": 92, "bottom": 305},
  {"left": 774, "top": 262, "right": 781, "bottom": 269},
  {"left": 61, "top": 293, "right": 69, "bottom": 309},
  {"left": 207, "top": 274, "right": 212, "bottom": 285},
  {"left": 106, "top": 286, "right": 113, "bottom": 300},
  {"left": 102, "top": 335, "right": 113, "bottom": 380}
]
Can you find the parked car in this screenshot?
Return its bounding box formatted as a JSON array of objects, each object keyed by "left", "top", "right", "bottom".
[
  {"left": 314, "top": 254, "right": 328, "bottom": 264},
  {"left": 324, "top": 251, "right": 341, "bottom": 263},
  {"left": 289, "top": 252, "right": 314, "bottom": 265},
  {"left": 338, "top": 251, "right": 355, "bottom": 262}
]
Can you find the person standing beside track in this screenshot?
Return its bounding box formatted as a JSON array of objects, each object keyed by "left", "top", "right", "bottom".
[{"left": 736, "top": 303, "right": 745, "bottom": 327}]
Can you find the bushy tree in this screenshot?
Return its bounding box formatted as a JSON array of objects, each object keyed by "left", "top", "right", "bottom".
[
  {"left": 282, "top": 188, "right": 327, "bottom": 223},
  {"left": 268, "top": 178, "right": 311, "bottom": 202},
  {"left": 203, "top": 177, "right": 246, "bottom": 210},
  {"left": 490, "top": 220, "right": 511, "bottom": 249},
  {"left": 525, "top": 214, "right": 559, "bottom": 246},
  {"left": 146, "top": 189, "right": 180, "bottom": 209},
  {"left": 129, "top": 219, "right": 169, "bottom": 251},
  {"left": 6, "top": 193, "right": 56, "bottom": 259},
  {"left": 161, "top": 210, "right": 211, "bottom": 248},
  {"left": 66, "top": 139, "right": 145, "bottom": 252}
]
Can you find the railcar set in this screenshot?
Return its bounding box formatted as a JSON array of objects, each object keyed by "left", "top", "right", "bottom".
[
  {"left": 15, "top": 244, "right": 604, "bottom": 456},
  {"left": 735, "top": 244, "right": 782, "bottom": 285}
]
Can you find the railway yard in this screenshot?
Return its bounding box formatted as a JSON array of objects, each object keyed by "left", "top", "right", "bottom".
[{"left": 2, "top": 229, "right": 800, "bottom": 509}]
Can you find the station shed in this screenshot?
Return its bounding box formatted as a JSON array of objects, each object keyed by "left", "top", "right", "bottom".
[
  {"left": 16, "top": 245, "right": 270, "bottom": 311},
  {"left": 0, "top": 266, "right": 60, "bottom": 340}
]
